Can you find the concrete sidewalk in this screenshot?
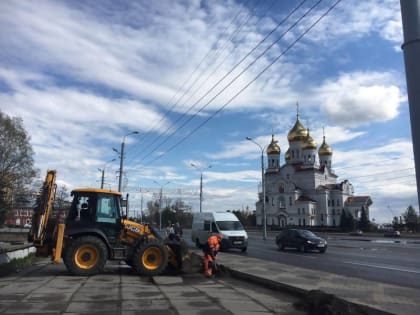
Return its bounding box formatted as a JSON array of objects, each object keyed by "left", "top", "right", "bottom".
[{"left": 206, "top": 250, "right": 420, "bottom": 315}]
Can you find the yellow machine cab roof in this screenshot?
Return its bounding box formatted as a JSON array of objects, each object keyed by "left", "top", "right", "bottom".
[{"left": 71, "top": 188, "right": 122, "bottom": 195}]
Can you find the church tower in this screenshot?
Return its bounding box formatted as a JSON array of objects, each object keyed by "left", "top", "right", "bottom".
[
  {"left": 302, "top": 129, "right": 317, "bottom": 166},
  {"left": 266, "top": 134, "right": 280, "bottom": 172},
  {"left": 286, "top": 103, "right": 307, "bottom": 164},
  {"left": 318, "top": 128, "right": 333, "bottom": 168}
]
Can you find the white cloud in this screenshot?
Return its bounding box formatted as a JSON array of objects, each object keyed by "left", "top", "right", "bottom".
[{"left": 315, "top": 71, "right": 404, "bottom": 127}]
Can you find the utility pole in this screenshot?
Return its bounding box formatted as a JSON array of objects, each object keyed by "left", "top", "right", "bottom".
[
  {"left": 191, "top": 163, "right": 212, "bottom": 213},
  {"left": 113, "top": 131, "right": 139, "bottom": 192},
  {"left": 153, "top": 180, "right": 171, "bottom": 231},
  {"left": 98, "top": 158, "right": 116, "bottom": 189},
  {"left": 400, "top": 0, "right": 420, "bottom": 208}
]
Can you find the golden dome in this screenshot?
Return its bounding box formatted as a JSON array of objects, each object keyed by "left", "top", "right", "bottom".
[
  {"left": 318, "top": 136, "right": 333, "bottom": 156},
  {"left": 285, "top": 148, "right": 291, "bottom": 161},
  {"left": 287, "top": 117, "right": 307, "bottom": 142},
  {"left": 267, "top": 134, "right": 281, "bottom": 155},
  {"left": 302, "top": 129, "right": 317, "bottom": 150}
]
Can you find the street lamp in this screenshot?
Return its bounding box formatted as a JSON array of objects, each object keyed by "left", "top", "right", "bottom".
[
  {"left": 153, "top": 180, "right": 171, "bottom": 231},
  {"left": 98, "top": 158, "right": 116, "bottom": 189},
  {"left": 246, "top": 136, "right": 267, "bottom": 240},
  {"left": 191, "top": 163, "right": 212, "bottom": 213},
  {"left": 113, "top": 131, "right": 139, "bottom": 192}
]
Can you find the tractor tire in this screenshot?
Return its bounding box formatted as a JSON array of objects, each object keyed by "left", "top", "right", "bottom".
[
  {"left": 132, "top": 239, "right": 168, "bottom": 276},
  {"left": 63, "top": 236, "right": 108, "bottom": 276}
]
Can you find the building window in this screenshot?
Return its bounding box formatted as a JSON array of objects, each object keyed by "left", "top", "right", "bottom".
[
  {"left": 298, "top": 208, "right": 300, "bottom": 215},
  {"left": 337, "top": 199, "right": 340, "bottom": 206},
  {"left": 321, "top": 214, "right": 324, "bottom": 221},
  {"left": 289, "top": 196, "right": 292, "bottom": 206},
  {"left": 303, "top": 218, "right": 306, "bottom": 226},
  {"left": 332, "top": 199, "right": 335, "bottom": 206},
  {"left": 302, "top": 208, "right": 305, "bottom": 214},
  {"left": 292, "top": 150, "right": 295, "bottom": 158},
  {"left": 286, "top": 174, "right": 290, "bottom": 180},
  {"left": 333, "top": 218, "right": 336, "bottom": 226},
  {"left": 298, "top": 218, "right": 301, "bottom": 226},
  {"left": 272, "top": 197, "right": 275, "bottom": 206},
  {"left": 332, "top": 209, "right": 335, "bottom": 215},
  {"left": 328, "top": 199, "right": 330, "bottom": 206}
]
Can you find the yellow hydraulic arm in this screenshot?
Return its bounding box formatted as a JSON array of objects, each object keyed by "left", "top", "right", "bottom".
[{"left": 30, "top": 170, "right": 57, "bottom": 246}]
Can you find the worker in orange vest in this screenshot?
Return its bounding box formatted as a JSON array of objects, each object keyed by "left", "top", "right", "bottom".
[{"left": 202, "top": 234, "right": 222, "bottom": 277}]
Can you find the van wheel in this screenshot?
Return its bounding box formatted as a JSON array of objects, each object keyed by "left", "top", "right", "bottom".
[{"left": 241, "top": 247, "right": 247, "bottom": 253}]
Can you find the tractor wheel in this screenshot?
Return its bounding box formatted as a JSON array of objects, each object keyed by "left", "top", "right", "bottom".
[
  {"left": 63, "top": 236, "right": 107, "bottom": 276},
  {"left": 133, "top": 239, "right": 168, "bottom": 276}
]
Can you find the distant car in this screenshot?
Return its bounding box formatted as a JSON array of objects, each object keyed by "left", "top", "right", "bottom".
[
  {"left": 275, "top": 229, "right": 327, "bottom": 253},
  {"left": 349, "top": 230, "right": 363, "bottom": 236},
  {"left": 23, "top": 223, "right": 32, "bottom": 229},
  {"left": 384, "top": 230, "right": 400, "bottom": 237}
]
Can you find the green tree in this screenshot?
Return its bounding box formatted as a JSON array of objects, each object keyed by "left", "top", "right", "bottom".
[
  {"left": 403, "top": 205, "right": 419, "bottom": 232},
  {"left": 0, "top": 111, "right": 37, "bottom": 225},
  {"left": 358, "top": 206, "right": 370, "bottom": 232}
]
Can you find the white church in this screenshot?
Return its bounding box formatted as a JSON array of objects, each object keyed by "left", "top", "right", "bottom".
[{"left": 255, "top": 112, "right": 372, "bottom": 228}]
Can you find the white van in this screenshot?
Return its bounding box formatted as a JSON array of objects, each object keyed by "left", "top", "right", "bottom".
[{"left": 191, "top": 212, "right": 248, "bottom": 252}]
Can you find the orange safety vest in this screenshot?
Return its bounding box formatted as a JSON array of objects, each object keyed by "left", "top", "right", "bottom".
[{"left": 208, "top": 235, "right": 220, "bottom": 251}]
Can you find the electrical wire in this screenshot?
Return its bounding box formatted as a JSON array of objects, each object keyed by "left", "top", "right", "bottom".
[
  {"left": 142, "top": 0, "right": 341, "bottom": 166},
  {"left": 139, "top": 0, "right": 320, "bottom": 165}
]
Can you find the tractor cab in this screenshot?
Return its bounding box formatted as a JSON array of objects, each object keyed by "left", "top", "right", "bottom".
[{"left": 66, "top": 188, "right": 123, "bottom": 246}]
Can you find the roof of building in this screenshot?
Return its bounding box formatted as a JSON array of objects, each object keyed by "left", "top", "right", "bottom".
[
  {"left": 345, "top": 196, "right": 372, "bottom": 206},
  {"left": 267, "top": 134, "right": 281, "bottom": 154},
  {"left": 296, "top": 195, "right": 317, "bottom": 203}
]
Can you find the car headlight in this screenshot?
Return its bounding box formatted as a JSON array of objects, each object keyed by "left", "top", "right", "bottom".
[{"left": 306, "top": 240, "right": 315, "bottom": 244}]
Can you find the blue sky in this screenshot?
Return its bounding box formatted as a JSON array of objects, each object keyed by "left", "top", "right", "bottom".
[{"left": 0, "top": 0, "right": 416, "bottom": 223}]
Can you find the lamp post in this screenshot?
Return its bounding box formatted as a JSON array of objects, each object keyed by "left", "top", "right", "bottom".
[
  {"left": 153, "top": 180, "right": 171, "bottom": 231},
  {"left": 98, "top": 158, "right": 116, "bottom": 189},
  {"left": 246, "top": 137, "right": 267, "bottom": 240},
  {"left": 191, "top": 163, "right": 212, "bottom": 213},
  {"left": 113, "top": 131, "right": 139, "bottom": 192}
]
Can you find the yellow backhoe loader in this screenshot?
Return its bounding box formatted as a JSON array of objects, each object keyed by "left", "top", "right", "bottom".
[{"left": 28, "top": 170, "right": 185, "bottom": 276}]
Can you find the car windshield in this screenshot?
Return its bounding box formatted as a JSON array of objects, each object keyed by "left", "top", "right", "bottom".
[
  {"left": 298, "top": 230, "right": 317, "bottom": 238},
  {"left": 216, "top": 220, "right": 244, "bottom": 231}
]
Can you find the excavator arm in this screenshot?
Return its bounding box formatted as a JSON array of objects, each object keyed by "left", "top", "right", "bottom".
[{"left": 29, "top": 170, "right": 64, "bottom": 262}]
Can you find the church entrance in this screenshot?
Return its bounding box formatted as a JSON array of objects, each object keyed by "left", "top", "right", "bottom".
[{"left": 279, "top": 215, "right": 287, "bottom": 228}]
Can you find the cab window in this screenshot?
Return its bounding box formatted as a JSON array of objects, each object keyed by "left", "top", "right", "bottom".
[{"left": 96, "top": 194, "right": 119, "bottom": 223}]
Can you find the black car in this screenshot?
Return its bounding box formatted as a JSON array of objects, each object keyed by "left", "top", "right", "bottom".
[{"left": 275, "top": 229, "right": 327, "bottom": 253}]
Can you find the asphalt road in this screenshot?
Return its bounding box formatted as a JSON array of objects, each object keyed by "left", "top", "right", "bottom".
[{"left": 184, "top": 230, "right": 420, "bottom": 289}]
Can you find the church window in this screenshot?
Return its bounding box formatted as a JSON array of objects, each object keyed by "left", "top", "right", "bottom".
[
  {"left": 289, "top": 196, "right": 292, "bottom": 206},
  {"left": 292, "top": 150, "right": 295, "bottom": 158},
  {"left": 337, "top": 199, "right": 340, "bottom": 206},
  {"left": 286, "top": 174, "right": 290, "bottom": 179},
  {"left": 321, "top": 214, "right": 324, "bottom": 221},
  {"left": 279, "top": 197, "right": 285, "bottom": 208},
  {"left": 298, "top": 218, "right": 301, "bottom": 226},
  {"left": 333, "top": 218, "right": 336, "bottom": 226},
  {"left": 328, "top": 199, "right": 330, "bottom": 207},
  {"left": 332, "top": 200, "right": 335, "bottom": 206},
  {"left": 302, "top": 208, "right": 305, "bottom": 214},
  {"left": 303, "top": 218, "right": 306, "bottom": 226}
]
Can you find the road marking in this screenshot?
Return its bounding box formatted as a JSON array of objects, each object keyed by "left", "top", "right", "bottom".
[{"left": 344, "top": 261, "right": 420, "bottom": 274}]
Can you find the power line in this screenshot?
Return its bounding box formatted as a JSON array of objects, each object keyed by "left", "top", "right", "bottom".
[
  {"left": 139, "top": 0, "right": 320, "bottom": 165},
  {"left": 143, "top": 0, "right": 341, "bottom": 166},
  {"left": 126, "top": 0, "right": 283, "bottom": 164},
  {"left": 125, "top": 0, "right": 255, "bottom": 162}
]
